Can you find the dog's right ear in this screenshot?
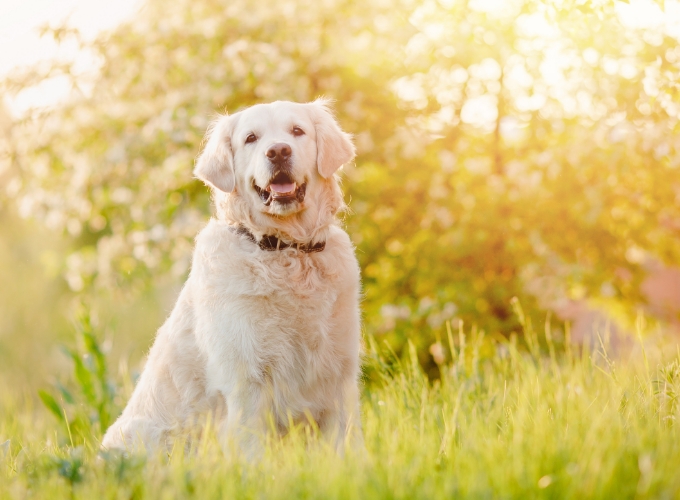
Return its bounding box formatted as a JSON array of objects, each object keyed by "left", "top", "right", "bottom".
[{"left": 194, "top": 115, "right": 235, "bottom": 193}]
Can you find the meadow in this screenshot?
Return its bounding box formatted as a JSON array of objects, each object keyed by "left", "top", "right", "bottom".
[{"left": 2, "top": 309, "right": 680, "bottom": 499}]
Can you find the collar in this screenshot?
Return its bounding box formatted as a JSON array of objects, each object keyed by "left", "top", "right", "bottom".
[{"left": 232, "top": 225, "right": 326, "bottom": 253}]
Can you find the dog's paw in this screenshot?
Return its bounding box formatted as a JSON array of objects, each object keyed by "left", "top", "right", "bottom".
[{"left": 101, "top": 417, "right": 166, "bottom": 454}]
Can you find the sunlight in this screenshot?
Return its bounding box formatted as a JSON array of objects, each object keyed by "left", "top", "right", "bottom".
[
  {"left": 2, "top": 0, "right": 680, "bottom": 494},
  {"left": 616, "top": 0, "right": 667, "bottom": 30},
  {"left": 469, "top": 0, "right": 523, "bottom": 17},
  {"left": 0, "top": 0, "right": 142, "bottom": 115},
  {"left": 516, "top": 11, "right": 560, "bottom": 39}
]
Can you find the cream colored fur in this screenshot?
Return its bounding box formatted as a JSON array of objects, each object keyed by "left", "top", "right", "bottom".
[{"left": 102, "top": 100, "right": 362, "bottom": 457}]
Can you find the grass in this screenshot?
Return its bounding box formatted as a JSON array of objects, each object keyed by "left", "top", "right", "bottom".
[{"left": 1, "top": 316, "right": 680, "bottom": 499}]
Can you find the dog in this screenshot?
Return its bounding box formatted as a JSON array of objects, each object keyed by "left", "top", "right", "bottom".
[{"left": 101, "top": 100, "right": 363, "bottom": 457}]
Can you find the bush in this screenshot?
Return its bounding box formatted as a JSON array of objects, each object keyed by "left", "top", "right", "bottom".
[{"left": 2, "top": 0, "right": 679, "bottom": 369}]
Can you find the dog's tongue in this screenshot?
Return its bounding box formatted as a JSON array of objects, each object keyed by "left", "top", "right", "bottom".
[{"left": 270, "top": 183, "right": 296, "bottom": 194}]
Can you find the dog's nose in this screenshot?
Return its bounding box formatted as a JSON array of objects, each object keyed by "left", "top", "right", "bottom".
[{"left": 266, "top": 143, "right": 292, "bottom": 163}]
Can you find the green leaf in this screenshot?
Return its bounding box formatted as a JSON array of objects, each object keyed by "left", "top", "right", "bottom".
[
  {"left": 70, "top": 350, "right": 96, "bottom": 406},
  {"left": 38, "top": 390, "right": 66, "bottom": 423},
  {"left": 57, "top": 383, "right": 75, "bottom": 405}
]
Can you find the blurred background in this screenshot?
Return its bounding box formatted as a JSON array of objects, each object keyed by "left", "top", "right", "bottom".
[{"left": 1, "top": 0, "right": 679, "bottom": 390}]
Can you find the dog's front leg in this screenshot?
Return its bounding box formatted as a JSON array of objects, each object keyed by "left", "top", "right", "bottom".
[
  {"left": 320, "top": 276, "right": 364, "bottom": 454},
  {"left": 218, "top": 381, "right": 274, "bottom": 460},
  {"left": 319, "top": 380, "right": 363, "bottom": 454}
]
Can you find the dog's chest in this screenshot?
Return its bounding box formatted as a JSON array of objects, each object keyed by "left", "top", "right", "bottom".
[
  {"left": 191, "top": 222, "right": 359, "bottom": 405},
  {"left": 199, "top": 247, "right": 345, "bottom": 371}
]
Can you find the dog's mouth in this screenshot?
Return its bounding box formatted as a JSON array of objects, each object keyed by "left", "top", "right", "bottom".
[{"left": 253, "top": 171, "right": 307, "bottom": 206}]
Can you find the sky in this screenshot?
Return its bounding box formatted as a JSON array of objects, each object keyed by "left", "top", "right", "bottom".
[
  {"left": 0, "top": 0, "right": 142, "bottom": 75},
  {"left": 0, "top": 0, "right": 142, "bottom": 114}
]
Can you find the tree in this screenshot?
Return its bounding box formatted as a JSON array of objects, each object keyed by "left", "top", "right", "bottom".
[{"left": 2, "top": 0, "right": 679, "bottom": 369}]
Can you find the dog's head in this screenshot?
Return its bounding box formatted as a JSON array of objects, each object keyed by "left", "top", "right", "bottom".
[{"left": 194, "top": 100, "right": 355, "bottom": 234}]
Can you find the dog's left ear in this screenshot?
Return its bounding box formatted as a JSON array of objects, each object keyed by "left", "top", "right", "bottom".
[
  {"left": 194, "top": 114, "right": 235, "bottom": 193},
  {"left": 308, "top": 99, "right": 356, "bottom": 178}
]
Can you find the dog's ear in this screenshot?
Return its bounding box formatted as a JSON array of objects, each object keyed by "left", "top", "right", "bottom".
[
  {"left": 194, "top": 115, "right": 235, "bottom": 193},
  {"left": 308, "top": 99, "right": 356, "bottom": 178}
]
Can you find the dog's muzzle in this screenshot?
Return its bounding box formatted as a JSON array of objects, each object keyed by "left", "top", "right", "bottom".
[{"left": 253, "top": 169, "right": 307, "bottom": 206}]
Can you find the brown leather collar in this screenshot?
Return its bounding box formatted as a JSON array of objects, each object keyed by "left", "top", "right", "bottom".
[{"left": 232, "top": 225, "right": 326, "bottom": 253}]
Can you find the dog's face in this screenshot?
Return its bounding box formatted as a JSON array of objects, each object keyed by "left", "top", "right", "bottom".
[{"left": 194, "top": 100, "right": 355, "bottom": 219}]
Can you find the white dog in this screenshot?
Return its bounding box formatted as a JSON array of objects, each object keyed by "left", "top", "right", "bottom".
[{"left": 102, "top": 100, "right": 363, "bottom": 456}]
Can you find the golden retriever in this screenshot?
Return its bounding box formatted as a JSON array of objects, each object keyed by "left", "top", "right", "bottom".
[{"left": 102, "top": 100, "right": 362, "bottom": 457}]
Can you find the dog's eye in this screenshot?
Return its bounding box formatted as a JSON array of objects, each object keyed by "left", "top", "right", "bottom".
[
  {"left": 245, "top": 133, "right": 258, "bottom": 144},
  {"left": 292, "top": 127, "right": 305, "bottom": 137}
]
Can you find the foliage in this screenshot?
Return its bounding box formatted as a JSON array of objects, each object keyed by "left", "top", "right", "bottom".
[
  {"left": 38, "top": 309, "right": 119, "bottom": 446},
  {"left": 0, "top": 208, "right": 71, "bottom": 390},
  {"left": 1, "top": 0, "right": 680, "bottom": 367},
  {"left": 2, "top": 323, "right": 680, "bottom": 498}
]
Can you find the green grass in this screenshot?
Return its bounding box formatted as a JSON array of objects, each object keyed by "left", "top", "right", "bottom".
[{"left": 2, "top": 319, "right": 680, "bottom": 499}]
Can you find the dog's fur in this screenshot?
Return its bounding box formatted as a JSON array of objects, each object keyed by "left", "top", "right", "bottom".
[{"left": 102, "top": 100, "right": 363, "bottom": 456}]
